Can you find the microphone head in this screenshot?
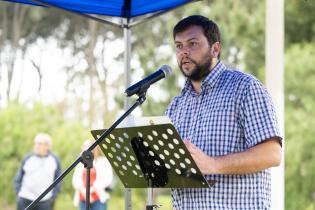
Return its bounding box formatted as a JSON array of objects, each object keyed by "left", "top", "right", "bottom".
[{"left": 161, "top": 65, "right": 172, "bottom": 77}]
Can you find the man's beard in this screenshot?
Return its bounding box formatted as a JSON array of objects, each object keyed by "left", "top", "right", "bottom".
[{"left": 179, "top": 52, "right": 212, "bottom": 81}]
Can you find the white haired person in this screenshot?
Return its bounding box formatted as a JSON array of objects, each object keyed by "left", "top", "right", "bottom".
[
  {"left": 15, "top": 133, "right": 62, "bottom": 210},
  {"left": 72, "top": 140, "right": 114, "bottom": 210}
]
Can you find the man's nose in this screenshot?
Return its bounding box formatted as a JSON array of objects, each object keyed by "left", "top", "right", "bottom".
[{"left": 178, "top": 46, "right": 190, "bottom": 57}]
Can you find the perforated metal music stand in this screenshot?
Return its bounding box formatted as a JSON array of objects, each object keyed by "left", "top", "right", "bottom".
[{"left": 91, "top": 123, "right": 211, "bottom": 209}]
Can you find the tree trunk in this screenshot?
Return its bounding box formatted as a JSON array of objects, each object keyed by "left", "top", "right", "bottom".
[
  {"left": 6, "top": 5, "right": 28, "bottom": 101},
  {"left": 85, "top": 20, "right": 98, "bottom": 127}
]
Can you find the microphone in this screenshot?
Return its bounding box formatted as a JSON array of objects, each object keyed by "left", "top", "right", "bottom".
[{"left": 125, "top": 65, "right": 172, "bottom": 97}]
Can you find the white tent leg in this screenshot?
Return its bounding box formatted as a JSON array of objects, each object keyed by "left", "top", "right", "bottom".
[
  {"left": 124, "top": 22, "right": 132, "bottom": 210},
  {"left": 266, "top": 0, "right": 285, "bottom": 210},
  {"left": 124, "top": 25, "right": 131, "bottom": 110}
]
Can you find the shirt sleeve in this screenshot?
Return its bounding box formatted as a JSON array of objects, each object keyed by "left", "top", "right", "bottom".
[
  {"left": 72, "top": 163, "right": 84, "bottom": 190},
  {"left": 165, "top": 96, "right": 180, "bottom": 119},
  {"left": 240, "top": 78, "right": 282, "bottom": 148},
  {"left": 14, "top": 154, "right": 31, "bottom": 195},
  {"left": 14, "top": 158, "right": 25, "bottom": 194},
  {"left": 52, "top": 153, "right": 62, "bottom": 199},
  {"left": 92, "top": 157, "right": 113, "bottom": 191}
]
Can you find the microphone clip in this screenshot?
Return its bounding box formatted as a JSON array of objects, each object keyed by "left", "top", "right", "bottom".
[{"left": 136, "top": 88, "right": 147, "bottom": 105}]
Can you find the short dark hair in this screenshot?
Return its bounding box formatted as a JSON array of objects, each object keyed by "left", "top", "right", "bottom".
[{"left": 173, "top": 15, "right": 221, "bottom": 48}]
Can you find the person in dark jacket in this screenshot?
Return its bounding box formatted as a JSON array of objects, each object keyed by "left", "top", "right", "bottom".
[{"left": 15, "top": 133, "right": 61, "bottom": 210}]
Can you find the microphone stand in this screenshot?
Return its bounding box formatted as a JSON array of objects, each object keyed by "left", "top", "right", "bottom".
[{"left": 25, "top": 92, "right": 147, "bottom": 210}]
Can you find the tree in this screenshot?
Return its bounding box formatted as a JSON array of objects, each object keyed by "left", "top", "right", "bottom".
[
  {"left": 0, "top": 1, "right": 123, "bottom": 128},
  {"left": 55, "top": 15, "right": 123, "bottom": 127},
  {"left": 285, "top": 43, "right": 315, "bottom": 210},
  {"left": 130, "top": 0, "right": 266, "bottom": 116},
  {"left": 284, "top": 1, "right": 315, "bottom": 209},
  {"left": 285, "top": 0, "right": 315, "bottom": 45},
  {"left": 0, "top": 2, "right": 64, "bottom": 103},
  {"left": 0, "top": 102, "right": 90, "bottom": 206}
]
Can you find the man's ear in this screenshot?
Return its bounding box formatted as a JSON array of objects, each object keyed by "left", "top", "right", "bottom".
[{"left": 211, "top": 42, "right": 221, "bottom": 59}]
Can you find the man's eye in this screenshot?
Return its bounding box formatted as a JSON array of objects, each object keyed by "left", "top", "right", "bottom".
[
  {"left": 175, "top": 44, "right": 182, "bottom": 49},
  {"left": 190, "top": 42, "right": 198, "bottom": 47}
]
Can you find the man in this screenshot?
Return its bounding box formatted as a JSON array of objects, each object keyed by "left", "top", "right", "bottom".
[
  {"left": 15, "top": 133, "right": 62, "bottom": 210},
  {"left": 166, "top": 15, "right": 282, "bottom": 210}
]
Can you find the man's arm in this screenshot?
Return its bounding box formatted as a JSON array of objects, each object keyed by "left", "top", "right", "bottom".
[
  {"left": 184, "top": 137, "right": 281, "bottom": 175},
  {"left": 14, "top": 155, "right": 30, "bottom": 195},
  {"left": 14, "top": 164, "right": 24, "bottom": 195},
  {"left": 51, "top": 154, "right": 62, "bottom": 199}
]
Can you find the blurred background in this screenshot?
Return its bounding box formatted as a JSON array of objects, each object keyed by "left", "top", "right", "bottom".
[{"left": 0, "top": 0, "right": 314, "bottom": 209}]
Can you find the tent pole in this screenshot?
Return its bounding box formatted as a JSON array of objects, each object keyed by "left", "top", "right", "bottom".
[
  {"left": 266, "top": 0, "right": 284, "bottom": 210},
  {"left": 124, "top": 18, "right": 132, "bottom": 210},
  {"left": 124, "top": 21, "right": 131, "bottom": 110}
]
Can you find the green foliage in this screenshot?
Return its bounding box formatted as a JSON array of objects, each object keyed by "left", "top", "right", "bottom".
[
  {"left": 131, "top": 0, "right": 266, "bottom": 116},
  {"left": 0, "top": 2, "right": 65, "bottom": 46},
  {"left": 285, "top": 43, "right": 315, "bottom": 210},
  {"left": 1, "top": 0, "right": 315, "bottom": 209},
  {"left": 285, "top": 0, "right": 315, "bottom": 45},
  {"left": 0, "top": 102, "right": 90, "bottom": 206},
  {"left": 131, "top": 1, "right": 315, "bottom": 209},
  {"left": 0, "top": 102, "right": 172, "bottom": 210},
  {"left": 201, "top": 0, "right": 266, "bottom": 78}
]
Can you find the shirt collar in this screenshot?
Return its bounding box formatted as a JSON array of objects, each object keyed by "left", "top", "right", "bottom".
[{"left": 182, "top": 61, "right": 226, "bottom": 94}]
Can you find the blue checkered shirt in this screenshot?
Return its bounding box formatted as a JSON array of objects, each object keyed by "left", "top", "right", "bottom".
[{"left": 166, "top": 61, "right": 281, "bottom": 210}]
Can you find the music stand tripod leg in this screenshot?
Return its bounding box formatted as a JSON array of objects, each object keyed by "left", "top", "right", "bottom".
[
  {"left": 145, "top": 177, "right": 161, "bottom": 210},
  {"left": 81, "top": 150, "right": 94, "bottom": 210},
  {"left": 146, "top": 188, "right": 161, "bottom": 210},
  {"left": 25, "top": 94, "right": 148, "bottom": 210}
]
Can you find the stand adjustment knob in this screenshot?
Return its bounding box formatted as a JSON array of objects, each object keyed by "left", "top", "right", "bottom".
[{"left": 146, "top": 204, "right": 162, "bottom": 210}]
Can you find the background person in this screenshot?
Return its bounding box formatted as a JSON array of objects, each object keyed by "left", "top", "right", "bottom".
[
  {"left": 14, "top": 133, "right": 61, "bottom": 210},
  {"left": 72, "top": 139, "right": 113, "bottom": 210}
]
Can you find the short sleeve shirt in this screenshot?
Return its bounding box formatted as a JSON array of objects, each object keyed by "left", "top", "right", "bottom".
[{"left": 166, "top": 61, "right": 282, "bottom": 210}]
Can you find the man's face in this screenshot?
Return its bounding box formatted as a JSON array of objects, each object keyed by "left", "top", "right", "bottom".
[
  {"left": 33, "top": 138, "right": 50, "bottom": 156},
  {"left": 175, "top": 25, "right": 212, "bottom": 81}
]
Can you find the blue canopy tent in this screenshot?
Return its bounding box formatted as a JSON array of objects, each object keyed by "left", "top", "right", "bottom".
[
  {"left": 3, "top": 0, "right": 199, "bottom": 209},
  {"left": 6, "top": 0, "right": 195, "bottom": 18},
  {"left": 4, "top": 0, "right": 199, "bottom": 109},
  {"left": 5, "top": 0, "right": 200, "bottom": 106}
]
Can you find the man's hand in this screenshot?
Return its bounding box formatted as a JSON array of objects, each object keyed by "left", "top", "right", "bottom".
[
  {"left": 183, "top": 139, "right": 216, "bottom": 174},
  {"left": 183, "top": 138, "right": 281, "bottom": 175}
]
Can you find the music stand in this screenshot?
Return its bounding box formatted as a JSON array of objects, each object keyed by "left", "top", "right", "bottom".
[
  {"left": 25, "top": 94, "right": 148, "bottom": 210},
  {"left": 91, "top": 123, "right": 212, "bottom": 209}
]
